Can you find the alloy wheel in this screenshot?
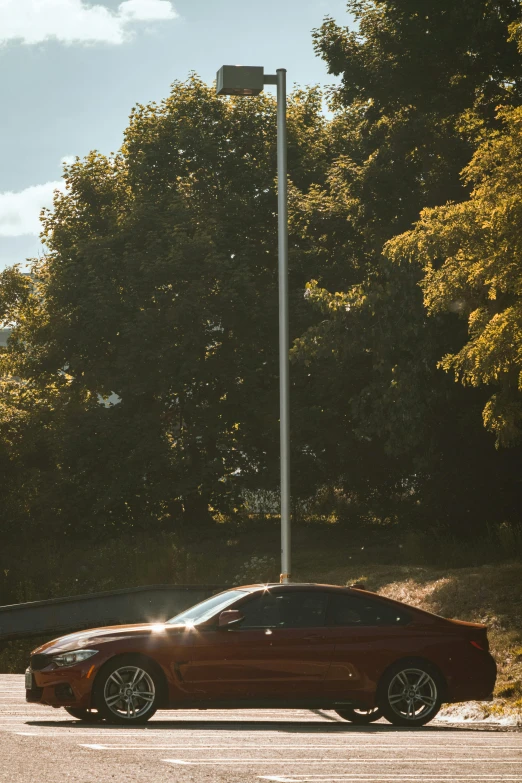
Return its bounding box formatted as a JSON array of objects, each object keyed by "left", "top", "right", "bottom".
[
  {"left": 387, "top": 667, "right": 438, "bottom": 722},
  {"left": 102, "top": 665, "right": 156, "bottom": 721}
]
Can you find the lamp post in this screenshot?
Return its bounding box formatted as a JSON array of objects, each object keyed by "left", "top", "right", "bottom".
[{"left": 216, "top": 65, "right": 291, "bottom": 584}]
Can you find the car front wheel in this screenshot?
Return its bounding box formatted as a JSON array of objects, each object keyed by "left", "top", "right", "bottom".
[
  {"left": 378, "top": 663, "right": 442, "bottom": 727},
  {"left": 94, "top": 656, "right": 161, "bottom": 725},
  {"left": 64, "top": 707, "right": 102, "bottom": 722}
]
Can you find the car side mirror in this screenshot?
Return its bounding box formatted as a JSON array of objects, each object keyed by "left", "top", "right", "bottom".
[{"left": 218, "top": 610, "right": 245, "bottom": 630}]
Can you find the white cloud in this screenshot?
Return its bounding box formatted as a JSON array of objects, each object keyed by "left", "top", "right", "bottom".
[
  {"left": 0, "top": 180, "right": 65, "bottom": 237},
  {"left": 118, "top": 0, "right": 177, "bottom": 21},
  {"left": 0, "top": 0, "right": 178, "bottom": 46}
]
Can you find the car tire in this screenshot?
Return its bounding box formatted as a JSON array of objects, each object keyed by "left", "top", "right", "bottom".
[
  {"left": 64, "top": 707, "right": 103, "bottom": 722},
  {"left": 94, "top": 655, "right": 162, "bottom": 725},
  {"left": 335, "top": 707, "right": 383, "bottom": 724},
  {"left": 377, "top": 660, "right": 443, "bottom": 727}
]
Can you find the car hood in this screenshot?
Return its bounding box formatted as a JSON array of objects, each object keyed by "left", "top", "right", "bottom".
[{"left": 32, "top": 622, "right": 185, "bottom": 655}]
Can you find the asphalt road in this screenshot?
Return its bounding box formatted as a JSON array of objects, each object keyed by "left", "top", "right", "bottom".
[{"left": 1, "top": 674, "right": 521, "bottom": 783}]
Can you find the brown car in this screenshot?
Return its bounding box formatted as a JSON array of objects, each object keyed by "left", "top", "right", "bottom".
[{"left": 26, "top": 583, "right": 496, "bottom": 727}]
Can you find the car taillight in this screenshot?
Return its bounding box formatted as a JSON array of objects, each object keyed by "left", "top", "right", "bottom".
[{"left": 470, "top": 634, "right": 489, "bottom": 652}]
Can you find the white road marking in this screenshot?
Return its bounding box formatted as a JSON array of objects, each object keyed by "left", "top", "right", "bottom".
[
  {"left": 81, "top": 743, "right": 522, "bottom": 755},
  {"left": 76, "top": 744, "right": 522, "bottom": 753},
  {"left": 258, "top": 779, "right": 522, "bottom": 782},
  {"left": 160, "top": 758, "right": 522, "bottom": 765},
  {"left": 6, "top": 728, "right": 516, "bottom": 743},
  {"left": 0, "top": 725, "right": 47, "bottom": 729}
]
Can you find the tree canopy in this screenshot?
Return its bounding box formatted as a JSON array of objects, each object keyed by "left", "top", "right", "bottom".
[
  {"left": 387, "top": 105, "right": 522, "bottom": 447},
  {"left": 0, "top": 78, "right": 334, "bottom": 538},
  {"left": 293, "top": 0, "right": 522, "bottom": 531},
  {"left": 2, "top": 2, "right": 522, "bottom": 547}
]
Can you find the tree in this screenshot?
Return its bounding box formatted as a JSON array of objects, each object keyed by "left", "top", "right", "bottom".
[
  {"left": 4, "top": 4, "right": 522, "bottom": 542},
  {"left": 289, "top": 0, "right": 522, "bottom": 532},
  {"left": 387, "top": 105, "right": 522, "bottom": 447},
  {"left": 0, "top": 76, "right": 332, "bottom": 538}
]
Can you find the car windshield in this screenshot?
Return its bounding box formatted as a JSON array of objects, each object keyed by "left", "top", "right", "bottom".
[{"left": 166, "top": 589, "right": 249, "bottom": 626}]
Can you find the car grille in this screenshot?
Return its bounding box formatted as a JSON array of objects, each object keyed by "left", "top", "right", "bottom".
[
  {"left": 30, "top": 653, "right": 54, "bottom": 670},
  {"left": 54, "top": 683, "right": 74, "bottom": 700}
]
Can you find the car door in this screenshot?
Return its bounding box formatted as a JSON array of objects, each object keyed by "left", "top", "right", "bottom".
[
  {"left": 323, "top": 592, "right": 411, "bottom": 703},
  {"left": 179, "top": 589, "right": 334, "bottom": 702}
]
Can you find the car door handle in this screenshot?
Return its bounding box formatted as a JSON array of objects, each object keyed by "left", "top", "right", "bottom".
[{"left": 304, "top": 634, "right": 326, "bottom": 642}]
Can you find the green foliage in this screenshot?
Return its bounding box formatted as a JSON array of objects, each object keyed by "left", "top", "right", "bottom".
[
  {"left": 386, "top": 106, "right": 522, "bottom": 446},
  {"left": 288, "top": 0, "right": 522, "bottom": 532},
  {"left": 3, "top": 5, "right": 522, "bottom": 546},
  {"left": 0, "top": 76, "right": 332, "bottom": 539},
  {"left": 304, "top": 0, "right": 522, "bottom": 444}
]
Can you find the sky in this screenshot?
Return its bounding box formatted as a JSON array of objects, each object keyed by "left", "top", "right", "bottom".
[{"left": 0, "top": 0, "right": 353, "bottom": 271}]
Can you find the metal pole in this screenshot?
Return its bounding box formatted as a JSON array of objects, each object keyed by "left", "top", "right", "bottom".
[{"left": 277, "top": 69, "right": 291, "bottom": 585}]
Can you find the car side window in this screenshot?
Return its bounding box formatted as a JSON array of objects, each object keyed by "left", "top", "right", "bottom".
[
  {"left": 326, "top": 594, "right": 410, "bottom": 627},
  {"left": 239, "top": 591, "right": 328, "bottom": 629}
]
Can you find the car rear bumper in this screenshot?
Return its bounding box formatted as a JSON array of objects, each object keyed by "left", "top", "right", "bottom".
[{"left": 445, "top": 650, "right": 497, "bottom": 703}]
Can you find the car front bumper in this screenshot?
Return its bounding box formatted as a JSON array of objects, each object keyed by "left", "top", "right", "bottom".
[{"left": 25, "top": 660, "right": 99, "bottom": 709}]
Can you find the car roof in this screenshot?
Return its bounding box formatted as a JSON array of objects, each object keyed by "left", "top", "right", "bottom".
[{"left": 239, "top": 583, "right": 368, "bottom": 593}]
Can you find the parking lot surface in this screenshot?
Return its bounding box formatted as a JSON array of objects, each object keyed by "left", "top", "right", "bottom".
[{"left": 1, "top": 674, "right": 521, "bottom": 782}]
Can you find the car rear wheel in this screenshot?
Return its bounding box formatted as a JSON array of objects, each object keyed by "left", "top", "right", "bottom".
[
  {"left": 64, "top": 707, "right": 102, "bottom": 722},
  {"left": 335, "top": 707, "right": 382, "bottom": 724},
  {"left": 94, "top": 656, "right": 161, "bottom": 725},
  {"left": 378, "top": 663, "right": 442, "bottom": 727}
]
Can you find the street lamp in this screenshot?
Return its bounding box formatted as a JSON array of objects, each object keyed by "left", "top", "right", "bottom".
[{"left": 216, "top": 65, "right": 291, "bottom": 585}]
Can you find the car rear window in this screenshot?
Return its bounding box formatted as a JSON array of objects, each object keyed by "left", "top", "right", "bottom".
[{"left": 326, "top": 593, "right": 410, "bottom": 627}]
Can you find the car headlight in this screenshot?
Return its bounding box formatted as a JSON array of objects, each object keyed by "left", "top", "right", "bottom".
[{"left": 52, "top": 649, "right": 99, "bottom": 667}]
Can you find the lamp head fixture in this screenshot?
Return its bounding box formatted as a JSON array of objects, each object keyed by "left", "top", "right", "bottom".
[{"left": 216, "top": 65, "right": 278, "bottom": 96}]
